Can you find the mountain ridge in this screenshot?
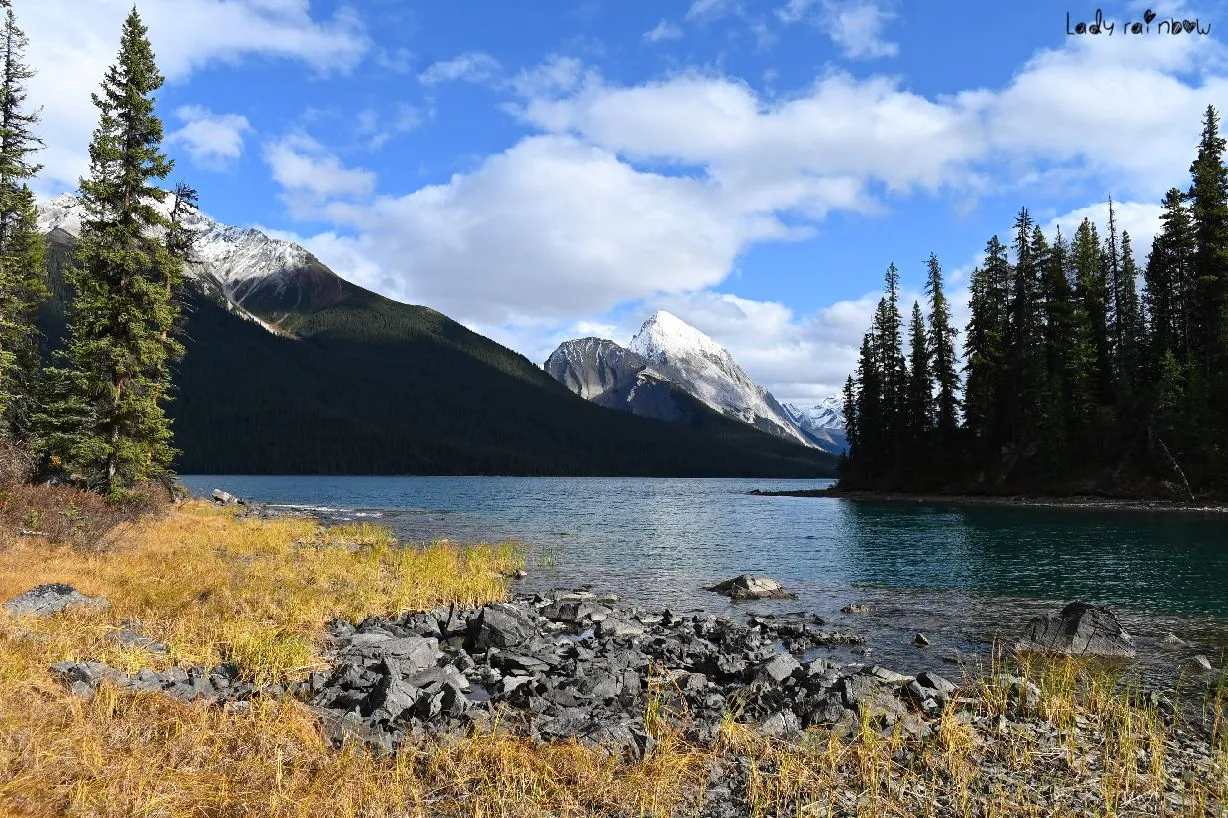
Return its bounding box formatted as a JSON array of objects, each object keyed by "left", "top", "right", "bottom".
[
  {"left": 546, "top": 311, "right": 847, "bottom": 454},
  {"left": 35, "top": 196, "right": 838, "bottom": 477}
]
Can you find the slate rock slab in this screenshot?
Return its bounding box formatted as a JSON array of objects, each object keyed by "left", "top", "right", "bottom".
[
  {"left": 1016, "top": 601, "right": 1136, "bottom": 658},
  {"left": 4, "top": 584, "right": 110, "bottom": 618},
  {"left": 705, "top": 575, "right": 797, "bottom": 601}
]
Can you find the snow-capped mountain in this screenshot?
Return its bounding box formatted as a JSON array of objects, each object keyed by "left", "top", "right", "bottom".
[
  {"left": 784, "top": 397, "right": 848, "bottom": 454},
  {"left": 627, "top": 311, "right": 813, "bottom": 446},
  {"left": 546, "top": 311, "right": 828, "bottom": 450},
  {"left": 36, "top": 193, "right": 345, "bottom": 332}
]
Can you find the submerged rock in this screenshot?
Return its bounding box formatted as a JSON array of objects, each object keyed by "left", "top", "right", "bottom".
[
  {"left": 705, "top": 574, "right": 796, "bottom": 601},
  {"left": 1016, "top": 601, "right": 1136, "bottom": 658},
  {"left": 4, "top": 584, "right": 110, "bottom": 618}
]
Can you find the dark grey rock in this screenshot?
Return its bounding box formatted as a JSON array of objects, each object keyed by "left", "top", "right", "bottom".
[
  {"left": 1016, "top": 601, "right": 1136, "bottom": 658},
  {"left": 704, "top": 575, "right": 796, "bottom": 601},
  {"left": 756, "top": 653, "right": 802, "bottom": 684},
  {"left": 471, "top": 605, "right": 535, "bottom": 651},
  {"left": 6, "top": 584, "right": 110, "bottom": 617}
]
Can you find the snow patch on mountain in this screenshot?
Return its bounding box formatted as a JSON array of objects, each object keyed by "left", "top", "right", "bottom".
[
  {"left": 36, "top": 193, "right": 321, "bottom": 336},
  {"left": 625, "top": 311, "right": 814, "bottom": 447},
  {"left": 784, "top": 396, "right": 848, "bottom": 454},
  {"left": 783, "top": 396, "right": 845, "bottom": 432}
]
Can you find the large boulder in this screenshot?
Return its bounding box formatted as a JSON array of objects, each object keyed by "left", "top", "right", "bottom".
[
  {"left": 705, "top": 574, "right": 796, "bottom": 601},
  {"left": 1016, "top": 601, "right": 1136, "bottom": 658},
  {"left": 469, "top": 604, "right": 535, "bottom": 651},
  {"left": 4, "top": 584, "right": 109, "bottom": 617}
]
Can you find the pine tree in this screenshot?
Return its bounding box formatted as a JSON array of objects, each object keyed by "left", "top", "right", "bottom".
[
  {"left": 1115, "top": 230, "right": 1143, "bottom": 406},
  {"left": 925, "top": 253, "right": 960, "bottom": 457},
  {"left": 852, "top": 331, "right": 883, "bottom": 482},
  {"left": 905, "top": 300, "right": 932, "bottom": 478},
  {"left": 1072, "top": 218, "right": 1112, "bottom": 407},
  {"left": 42, "top": 9, "right": 185, "bottom": 496},
  {"left": 963, "top": 236, "right": 1009, "bottom": 474},
  {"left": 1187, "top": 105, "right": 1228, "bottom": 382},
  {"left": 872, "top": 263, "right": 907, "bottom": 475},
  {"left": 1104, "top": 197, "right": 1124, "bottom": 379},
  {"left": 1039, "top": 226, "right": 1076, "bottom": 469},
  {"left": 0, "top": 0, "right": 44, "bottom": 439},
  {"left": 1001, "top": 209, "right": 1046, "bottom": 469},
  {"left": 1143, "top": 189, "right": 1194, "bottom": 369},
  {"left": 840, "top": 374, "right": 857, "bottom": 476}
]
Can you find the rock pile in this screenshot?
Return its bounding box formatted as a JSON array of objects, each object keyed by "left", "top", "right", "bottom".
[
  {"left": 303, "top": 592, "right": 944, "bottom": 756},
  {"left": 40, "top": 591, "right": 954, "bottom": 760}
]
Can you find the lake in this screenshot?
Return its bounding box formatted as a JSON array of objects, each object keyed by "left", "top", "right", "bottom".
[{"left": 182, "top": 475, "right": 1228, "bottom": 681}]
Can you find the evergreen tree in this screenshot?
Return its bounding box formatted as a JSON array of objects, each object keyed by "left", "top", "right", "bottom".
[
  {"left": 1187, "top": 105, "right": 1228, "bottom": 382},
  {"left": 925, "top": 253, "right": 960, "bottom": 456},
  {"left": 905, "top": 300, "right": 932, "bottom": 476},
  {"left": 1115, "top": 230, "right": 1143, "bottom": 406},
  {"left": 1143, "top": 189, "right": 1194, "bottom": 369},
  {"left": 1072, "top": 218, "right": 1112, "bottom": 406},
  {"left": 840, "top": 374, "right": 857, "bottom": 476},
  {"left": 871, "top": 263, "right": 907, "bottom": 473},
  {"left": 1104, "top": 197, "right": 1124, "bottom": 379},
  {"left": 852, "top": 331, "right": 883, "bottom": 482},
  {"left": 41, "top": 9, "right": 185, "bottom": 496},
  {"left": 962, "top": 236, "right": 1009, "bottom": 473},
  {"left": 1039, "top": 226, "right": 1076, "bottom": 469},
  {"left": 0, "top": 0, "right": 44, "bottom": 439}
]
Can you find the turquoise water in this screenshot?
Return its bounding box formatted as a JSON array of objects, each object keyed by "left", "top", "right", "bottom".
[{"left": 182, "top": 475, "right": 1228, "bottom": 676}]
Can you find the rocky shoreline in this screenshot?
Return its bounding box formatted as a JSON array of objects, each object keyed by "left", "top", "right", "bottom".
[
  {"left": 749, "top": 487, "right": 1228, "bottom": 513},
  {"left": 28, "top": 579, "right": 1227, "bottom": 816}
]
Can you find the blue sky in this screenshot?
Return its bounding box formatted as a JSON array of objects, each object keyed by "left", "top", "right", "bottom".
[{"left": 29, "top": 0, "right": 1227, "bottom": 404}]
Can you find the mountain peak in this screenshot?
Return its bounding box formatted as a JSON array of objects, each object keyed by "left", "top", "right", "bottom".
[{"left": 629, "top": 310, "right": 727, "bottom": 363}]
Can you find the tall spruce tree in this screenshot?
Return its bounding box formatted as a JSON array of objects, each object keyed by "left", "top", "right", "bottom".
[
  {"left": 1039, "top": 226, "right": 1076, "bottom": 469},
  {"left": 1115, "top": 230, "right": 1143, "bottom": 406},
  {"left": 962, "top": 236, "right": 1009, "bottom": 474},
  {"left": 872, "top": 263, "right": 907, "bottom": 474},
  {"left": 925, "top": 253, "right": 960, "bottom": 456},
  {"left": 42, "top": 8, "right": 185, "bottom": 496},
  {"left": 1144, "top": 188, "right": 1195, "bottom": 371},
  {"left": 1187, "top": 105, "right": 1228, "bottom": 383},
  {"left": 0, "top": 0, "right": 45, "bottom": 440},
  {"left": 904, "top": 300, "right": 932, "bottom": 477}
]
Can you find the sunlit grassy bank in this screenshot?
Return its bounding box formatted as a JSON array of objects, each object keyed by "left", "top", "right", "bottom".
[{"left": 0, "top": 501, "right": 1223, "bottom": 817}]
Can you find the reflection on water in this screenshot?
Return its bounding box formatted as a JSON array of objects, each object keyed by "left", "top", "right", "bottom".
[{"left": 182, "top": 475, "right": 1228, "bottom": 683}]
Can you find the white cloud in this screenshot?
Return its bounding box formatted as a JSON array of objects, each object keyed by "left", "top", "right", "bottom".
[
  {"left": 508, "top": 55, "right": 588, "bottom": 99},
  {"left": 24, "top": 0, "right": 369, "bottom": 192},
  {"left": 777, "top": 0, "right": 897, "bottom": 60},
  {"left": 821, "top": 0, "right": 898, "bottom": 60},
  {"left": 263, "top": 133, "right": 376, "bottom": 200},
  {"left": 776, "top": 0, "right": 817, "bottom": 24},
  {"left": 375, "top": 46, "right": 414, "bottom": 74},
  {"left": 643, "top": 19, "right": 683, "bottom": 43},
  {"left": 169, "top": 105, "right": 252, "bottom": 169},
  {"left": 686, "top": 0, "right": 735, "bottom": 20},
  {"left": 259, "top": 30, "right": 1224, "bottom": 403},
  {"left": 305, "top": 134, "right": 798, "bottom": 324},
  {"left": 418, "top": 52, "right": 501, "bottom": 85},
  {"left": 356, "top": 103, "right": 424, "bottom": 150}
]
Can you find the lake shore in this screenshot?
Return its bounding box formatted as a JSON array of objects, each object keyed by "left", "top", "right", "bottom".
[
  {"left": 0, "top": 500, "right": 1224, "bottom": 816},
  {"left": 750, "top": 485, "right": 1228, "bottom": 513}
]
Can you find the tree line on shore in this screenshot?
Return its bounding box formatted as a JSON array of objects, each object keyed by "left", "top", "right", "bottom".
[
  {"left": 0, "top": 3, "right": 188, "bottom": 501},
  {"left": 841, "top": 106, "right": 1228, "bottom": 497}
]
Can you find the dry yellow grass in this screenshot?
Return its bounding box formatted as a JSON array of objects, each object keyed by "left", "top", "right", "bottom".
[{"left": 0, "top": 500, "right": 1223, "bottom": 817}]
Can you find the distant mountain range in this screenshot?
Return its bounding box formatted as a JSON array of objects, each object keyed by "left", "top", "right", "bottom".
[
  {"left": 34, "top": 195, "right": 837, "bottom": 477},
  {"left": 545, "top": 312, "right": 848, "bottom": 455}
]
